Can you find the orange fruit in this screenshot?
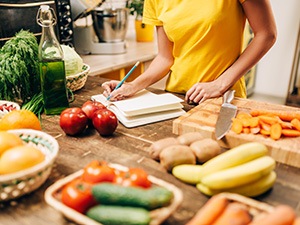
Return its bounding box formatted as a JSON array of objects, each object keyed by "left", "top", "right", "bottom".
[
  {"left": 0, "top": 131, "right": 24, "bottom": 155},
  {"left": 0, "top": 110, "right": 42, "bottom": 131},
  {"left": 0, "top": 145, "right": 45, "bottom": 174}
]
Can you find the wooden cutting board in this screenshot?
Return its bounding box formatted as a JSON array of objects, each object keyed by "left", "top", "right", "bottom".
[{"left": 173, "top": 97, "right": 300, "bottom": 168}]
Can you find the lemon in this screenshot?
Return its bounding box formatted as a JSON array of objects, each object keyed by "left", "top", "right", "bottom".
[
  {"left": 0, "top": 145, "right": 45, "bottom": 174},
  {"left": 0, "top": 131, "right": 24, "bottom": 156}
]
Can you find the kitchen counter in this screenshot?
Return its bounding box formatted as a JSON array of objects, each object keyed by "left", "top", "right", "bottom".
[{"left": 0, "top": 76, "right": 299, "bottom": 224}]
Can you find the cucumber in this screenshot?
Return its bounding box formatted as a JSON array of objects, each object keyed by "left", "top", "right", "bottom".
[
  {"left": 92, "top": 183, "right": 173, "bottom": 210},
  {"left": 86, "top": 205, "right": 151, "bottom": 225}
]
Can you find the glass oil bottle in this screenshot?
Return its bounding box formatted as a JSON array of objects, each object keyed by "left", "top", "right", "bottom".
[{"left": 37, "top": 5, "right": 69, "bottom": 115}]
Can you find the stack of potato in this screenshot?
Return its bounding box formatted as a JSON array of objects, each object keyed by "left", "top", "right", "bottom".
[
  {"left": 148, "top": 132, "right": 221, "bottom": 172},
  {"left": 149, "top": 132, "right": 277, "bottom": 197}
]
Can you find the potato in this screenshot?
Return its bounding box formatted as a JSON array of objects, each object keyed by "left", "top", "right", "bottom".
[
  {"left": 190, "top": 138, "right": 221, "bottom": 163},
  {"left": 177, "top": 132, "right": 204, "bottom": 146},
  {"left": 148, "top": 137, "right": 179, "bottom": 160},
  {"left": 159, "top": 145, "right": 196, "bottom": 172}
]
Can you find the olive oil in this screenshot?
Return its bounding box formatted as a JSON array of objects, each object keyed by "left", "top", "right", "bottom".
[
  {"left": 39, "top": 60, "right": 69, "bottom": 115},
  {"left": 37, "top": 5, "right": 69, "bottom": 115}
]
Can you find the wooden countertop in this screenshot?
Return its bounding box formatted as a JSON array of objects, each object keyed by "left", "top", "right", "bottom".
[
  {"left": 81, "top": 27, "right": 158, "bottom": 77},
  {"left": 0, "top": 76, "right": 299, "bottom": 224}
]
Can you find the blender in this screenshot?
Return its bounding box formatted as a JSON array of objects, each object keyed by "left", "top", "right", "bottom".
[{"left": 70, "top": 0, "right": 128, "bottom": 54}]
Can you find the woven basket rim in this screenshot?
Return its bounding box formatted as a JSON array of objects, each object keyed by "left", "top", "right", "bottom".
[
  {"left": 66, "top": 63, "right": 90, "bottom": 79},
  {"left": 0, "top": 129, "right": 59, "bottom": 182}
]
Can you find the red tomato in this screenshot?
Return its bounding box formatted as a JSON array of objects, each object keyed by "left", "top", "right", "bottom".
[
  {"left": 113, "top": 168, "right": 152, "bottom": 188},
  {"left": 92, "top": 108, "right": 118, "bottom": 136},
  {"left": 82, "top": 160, "right": 116, "bottom": 183},
  {"left": 59, "top": 107, "right": 88, "bottom": 136},
  {"left": 81, "top": 100, "right": 106, "bottom": 119},
  {"left": 61, "top": 178, "right": 97, "bottom": 213}
]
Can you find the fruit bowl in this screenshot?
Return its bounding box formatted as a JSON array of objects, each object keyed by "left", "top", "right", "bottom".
[
  {"left": 0, "top": 100, "right": 20, "bottom": 119},
  {"left": 66, "top": 64, "right": 90, "bottom": 92},
  {"left": 0, "top": 129, "right": 59, "bottom": 202}
]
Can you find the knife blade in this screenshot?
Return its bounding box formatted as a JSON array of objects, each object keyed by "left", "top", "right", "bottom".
[{"left": 215, "top": 90, "right": 237, "bottom": 140}]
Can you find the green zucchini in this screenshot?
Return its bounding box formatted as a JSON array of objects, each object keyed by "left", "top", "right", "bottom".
[
  {"left": 86, "top": 205, "right": 150, "bottom": 225},
  {"left": 92, "top": 183, "right": 173, "bottom": 210}
]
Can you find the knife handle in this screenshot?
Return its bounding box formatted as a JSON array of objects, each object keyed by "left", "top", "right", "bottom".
[{"left": 223, "top": 90, "right": 235, "bottom": 104}]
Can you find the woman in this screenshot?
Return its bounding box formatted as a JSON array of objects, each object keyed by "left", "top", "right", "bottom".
[{"left": 102, "top": 0, "right": 277, "bottom": 104}]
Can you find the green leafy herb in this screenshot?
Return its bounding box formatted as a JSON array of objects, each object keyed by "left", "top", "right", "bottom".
[
  {"left": 0, "top": 30, "right": 40, "bottom": 103},
  {"left": 21, "top": 92, "right": 44, "bottom": 118}
]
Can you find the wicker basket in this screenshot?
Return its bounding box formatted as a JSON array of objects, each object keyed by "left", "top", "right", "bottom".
[
  {"left": 66, "top": 64, "right": 90, "bottom": 92},
  {"left": 0, "top": 129, "right": 59, "bottom": 202},
  {"left": 45, "top": 163, "right": 183, "bottom": 225},
  {"left": 0, "top": 100, "right": 20, "bottom": 119}
]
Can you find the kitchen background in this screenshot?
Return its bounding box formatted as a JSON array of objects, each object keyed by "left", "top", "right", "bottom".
[
  {"left": 253, "top": 0, "right": 300, "bottom": 104},
  {"left": 0, "top": 0, "right": 299, "bottom": 106}
]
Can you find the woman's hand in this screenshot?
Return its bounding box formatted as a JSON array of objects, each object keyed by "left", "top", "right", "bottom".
[
  {"left": 185, "top": 81, "right": 223, "bottom": 104},
  {"left": 101, "top": 81, "right": 137, "bottom": 101}
]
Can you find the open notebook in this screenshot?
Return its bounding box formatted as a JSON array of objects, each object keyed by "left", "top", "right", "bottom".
[{"left": 91, "top": 90, "right": 185, "bottom": 128}]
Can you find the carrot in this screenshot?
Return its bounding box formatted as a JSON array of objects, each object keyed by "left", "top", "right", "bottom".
[
  {"left": 250, "top": 127, "right": 260, "bottom": 134},
  {"left": 291, "top": 118, "right": 300, "bottom": 131},
  {"left": 248, "top": 204, "right": 296, "bottom": 225},
  {"left": 243, "top": 127, "right": 251, "bottom": 134},
  {"left": 281, "top": 129, "right": 300, "bottom": 137},
  {"left": 249, "top": 117, "right": 259, "bottom": 128},
  {"left": 259, "top": 120, "right": 271, "bottom": 131},
  {"left": 270, "top": 123, "right": 282, "bottom": 140},
  {"left": 260, "top": 129, "right": 270, "bottom": 136},
  {"left": 211, "top": 202, "right": 252, "bottom": 225},
  {"left": 231, "top": 118, "right": 243, "bottom": 134},
  {"left": 236, "top": 112, "right": 252, "bottom": 119},
  {"left": 280, "top": 121, "right": 293, "bottom": 129},
  {"left": 241, "top": 118, "right": 251, "bottom": 127},
  {"left": 251, "top": 110, "right": 300, "bottom": 122},
  {"left": 258, "top": 115, "right": 280, "bottom": 125},
  {"left": 186, "top": 195, "right": 229, "bottom": 225}
]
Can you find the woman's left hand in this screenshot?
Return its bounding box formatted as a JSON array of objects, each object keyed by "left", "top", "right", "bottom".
[{"left": 185, "top": 81, "right": 223, "bottom": 104}]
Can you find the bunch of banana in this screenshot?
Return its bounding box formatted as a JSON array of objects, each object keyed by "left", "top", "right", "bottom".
[{"left": 172, "top": 142, "right": 277, "bottom": 197}]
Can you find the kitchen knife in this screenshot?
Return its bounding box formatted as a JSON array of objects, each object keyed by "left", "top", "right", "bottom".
[{"left": 215, "top": 90, "right": 237, "bottom": 140}]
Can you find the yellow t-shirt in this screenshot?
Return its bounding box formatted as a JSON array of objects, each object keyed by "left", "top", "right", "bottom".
[{"left": 143, "top": 0, "right": 247, "bottom": 98}]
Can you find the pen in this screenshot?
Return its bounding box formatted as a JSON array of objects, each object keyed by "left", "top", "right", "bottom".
[{"left": 107, "top": 61, "right": 140, "bottom": 100}]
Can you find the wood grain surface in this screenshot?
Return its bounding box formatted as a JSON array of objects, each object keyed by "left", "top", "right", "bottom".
[
  {"left": 173, "top": 97, "right": 300, "bottom": 168},
  {"left": 0, "top": 77, "right": 299, "bottom": 225}
]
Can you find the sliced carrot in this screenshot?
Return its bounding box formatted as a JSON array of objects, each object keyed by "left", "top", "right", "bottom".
[
  {"left": 259, "top": 120, "right": 271, "bottom": 131},
  {"left": 281, "top": 129, "right": 300, "bottom": 137},
  {"left": 250, "top": 127, "right": 260, "bottom": 134},
  {"left": 270, "top": 123, "right": 282, "bottom": 140},
  {"left": 260, "top": 129, "right": 270, "bottom": 136},
  {"left": 231, "top": 118, "right": 243, "bottom": 134},
  {"left": 249, "top": 117, "right": 260, "bottom": 128},
  {"left": 236, "top": 112, "right": 252, "bottom": 119},
  {"left": 186, "top": 195, "right": 229, "bottom": 225},
  {"left": 241, "top": 118, "right": 251, "bottom": 127},
  {"left": 248, "top": 204, "right": 296, "bottom": 225},
  {"left": 250, "top": 110, "right": 300, "bottom": 121},
  {"left": 280, "top": 121, "right": 293, "bottom": 129},
  {"left": 291, "top": 118, "right": 300, "bottom": 131},
  {"left": 243, "top": 127, "right": 250, "bottom": 134},
  {"left": 212, "top": 202, "right": 252, "bottom": 225},
  {"left": 258, "top": 115, "right": 280, "bottom": 125}
]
